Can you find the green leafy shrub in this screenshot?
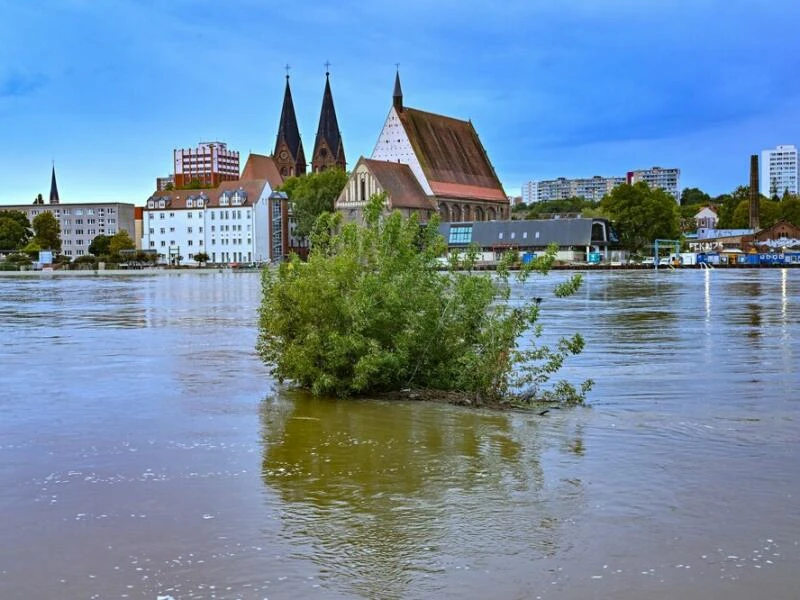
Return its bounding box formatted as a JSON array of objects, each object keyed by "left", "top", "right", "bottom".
[{"left": 257, "top": 194, "right": 592, "bottom": 406}]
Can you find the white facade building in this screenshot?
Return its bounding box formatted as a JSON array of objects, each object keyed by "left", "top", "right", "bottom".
[
  {"left": 761, "top": 144, "right": 798, "bottom": 197},
  {"left": 142, "top": 180, "right": 272, "bottom": 266},
  {"left": 693, "top": 206, "right": 718, "bottom": 229},
  {"left": 521, "top": 176, "right": 624, "bottom": 203}
]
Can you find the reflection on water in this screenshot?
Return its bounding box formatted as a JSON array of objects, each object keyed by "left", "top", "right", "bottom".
[
  {"left": 0, "top": 269, "right": 799, "bottom": 599},
  {"left": 260, "top": 392, "right": 587, "bottom": 598}
]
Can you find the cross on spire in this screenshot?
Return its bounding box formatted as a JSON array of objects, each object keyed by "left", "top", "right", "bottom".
[
  {"left": 284, "top": 63, "right": 291, "bottom": 78},
  {"left": 324, "top": 61, "right": 331, "bottom": 75}
]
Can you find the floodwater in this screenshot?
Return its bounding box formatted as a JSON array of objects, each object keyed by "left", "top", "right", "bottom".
[{"left": 0, "top": 269, "right": 798, "bottom": 599}]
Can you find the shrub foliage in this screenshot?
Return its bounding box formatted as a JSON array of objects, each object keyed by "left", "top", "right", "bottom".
[{"left": 257, "top": 195, "right": 591, "bottom": 406}]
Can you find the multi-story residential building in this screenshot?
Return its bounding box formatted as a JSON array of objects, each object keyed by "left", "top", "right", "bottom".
[
  {"left": 0, "top": 167, "right": 136, "bottom": 257},
  {"left": 761, "top": 144, "right": 798, "bottom": 197},
  {"left": 173, "top": 141, "right": 240, "bottom": 188},
  {"left": 156, "top": 175, "right": 174, "bottom": 191},
  {"left": 0, "top": 202, "right": 135, "bottom": 257},
  {"left": 627, "top": 166, "right": 680, "bottom": 200},
  {"left": 142, "top": 154, "right": 283, "bottom": 266},
  {"left": 521, "top": 176, "right": 624, "bottom": 203}
]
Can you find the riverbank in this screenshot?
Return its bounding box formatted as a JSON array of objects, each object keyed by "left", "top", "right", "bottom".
[
  {"left": 2, "top": 262, "right": 798, "bottom": 278},
  {"left": 0, "top": 267, "right": 230, "bottom": 277}
]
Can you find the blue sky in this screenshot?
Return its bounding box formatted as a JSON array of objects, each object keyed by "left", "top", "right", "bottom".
[{"left": 2, "top": 0, "right": 800, "bottom": 205}]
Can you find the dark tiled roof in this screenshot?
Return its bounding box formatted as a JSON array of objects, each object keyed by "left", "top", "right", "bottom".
[
  {"left": 362, "top": 158, "right": 437, "bottom": 211},
  {"left": 313, "top": 74, "right": 345, "bottom": 163},
  {"left": 274, "top": 76, "right": 304, "bottom": 162},
  {"left": 440, "top": 219, "right": 602, "bottom": 248},
  {"left": 398, "top": 107, "right": 506, "bottom": 202},
  {"left": 147, "top": 180, "right": 269, "bottom": 210},
  {"left": 241, "top": 154, "right": 283, "bottom": 189}
]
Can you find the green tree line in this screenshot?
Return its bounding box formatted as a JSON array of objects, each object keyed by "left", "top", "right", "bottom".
[{"left": 513, "top": 184, "right": 800, "bottom": 254}]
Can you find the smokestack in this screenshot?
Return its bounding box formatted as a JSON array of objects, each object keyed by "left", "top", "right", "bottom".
[{"left": 749, "top": 155, "right": 760, "bottom": 230}]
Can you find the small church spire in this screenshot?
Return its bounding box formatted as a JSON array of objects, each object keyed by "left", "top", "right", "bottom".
[
  {"left": 393, "top": 65, "right": 403, "bottom": 112},
  {"left": 49, "top": 163, "right": 60, "bottom": 205}
]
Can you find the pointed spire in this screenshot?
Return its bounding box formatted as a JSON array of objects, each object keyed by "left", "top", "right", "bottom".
[
  {"left": 393, "top": 67, "right": 403, "bottom": 112},
  {"left": 274, "top": 71, "right": 306, "bottom": 177},
  {"left": 312, "top": 66, "right": 346, "bottom": 173},
  {"left": 49, "top": 163, "right": 60, "bottom": 204}
]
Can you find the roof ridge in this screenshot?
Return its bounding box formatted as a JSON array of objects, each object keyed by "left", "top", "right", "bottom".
[{"left": 402, "top": 106, "right": 472, "bottom": 125}]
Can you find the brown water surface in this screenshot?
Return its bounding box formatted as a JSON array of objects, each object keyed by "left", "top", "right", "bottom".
[{"left": 0, "top": 269, "right": 798, "bottom": 599}]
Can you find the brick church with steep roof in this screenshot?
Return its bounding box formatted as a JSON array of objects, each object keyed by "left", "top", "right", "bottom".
[{"left": 336, "top": 71, "right": 509, "bottom": 223}]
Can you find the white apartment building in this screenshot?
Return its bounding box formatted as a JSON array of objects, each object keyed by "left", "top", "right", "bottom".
[
  {"left": 0, "top": 202, "right": 135, "bottom": 257},
  {"left": 521, "top": 176, "right": 624, "bottom": 203},
  {"left": 142, "top": 180, "right": 272, "bottom": 266},
  {"left": 761, "top": 144, "right": 798, "bottom": 197},
  {"left": 626, "top": 167, "right": 680, "bottom": 201}
]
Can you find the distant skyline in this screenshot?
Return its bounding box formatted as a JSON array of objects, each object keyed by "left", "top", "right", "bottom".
[{"left": 2, "top": 0, "right": 800, "bottom": 206}]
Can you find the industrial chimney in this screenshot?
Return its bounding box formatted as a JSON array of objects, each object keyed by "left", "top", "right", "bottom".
[{"left": 749, "top": 155, "right": 760, "bottom": 230}]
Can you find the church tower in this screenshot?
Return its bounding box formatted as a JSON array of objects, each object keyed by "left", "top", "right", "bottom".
[
  {"left": 273, "top": 73, "right": 306, "bottom": 179},
  {"left": 49, "top": 164, "right": 60, "bottom": 204},
  {"left": 393, "top": 69, "right": 403, "bottom": 112},
  {"left": 311, "top": 68, "right": 346, "bottom": 173}
]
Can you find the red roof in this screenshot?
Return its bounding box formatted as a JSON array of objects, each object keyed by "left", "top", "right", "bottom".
[
  {"left": 147, "top": 179, "right": 270, "bottom": 210},
  {"left": 240, "top": 154, "right": 283, "bottom": 189},
  {"left": 397, "top": 107, "right": 506, "bottom": 204},
  {"left": 429, "top": 181, "right": 507, "bottom": 202},
  {"left": 362, "top": 158, "right": 437, "bottom": 211}
]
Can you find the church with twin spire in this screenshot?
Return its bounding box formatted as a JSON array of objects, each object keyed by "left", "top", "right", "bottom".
[{"left": 272, "top": 67, "right": 346, "bottom": 180}]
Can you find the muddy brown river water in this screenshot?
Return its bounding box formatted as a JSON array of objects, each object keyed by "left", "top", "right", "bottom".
[{"left": 1, "top": 269, "right": 798, "bottom": 599}]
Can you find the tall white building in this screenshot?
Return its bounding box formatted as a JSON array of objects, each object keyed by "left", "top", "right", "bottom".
[
  {"left": 626, "top": 167, "right": 680, "bottom": 201},
  {"left": 761, "top": 144, "right": 798, "bottom": 197}
]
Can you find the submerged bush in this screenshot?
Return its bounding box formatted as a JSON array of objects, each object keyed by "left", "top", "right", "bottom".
[{"left": 257, "top": 194, "right": 592, "bottom": 406}]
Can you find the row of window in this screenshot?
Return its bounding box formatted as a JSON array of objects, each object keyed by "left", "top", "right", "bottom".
[
  {"left": 60, "top": 229, "right": 116, "bottom": 241},
  {"left": 147, "top": 210, "right": 249, "bottom": 219},
  {"left": 147, "top": 224, "right": 249, "bottom": 235},
  {"left": 149, "top": 238, "right": 251, "bottom": 248},
  {"left": 32, "top": 208, "right": 116, "bottom": 217},
  {"left": 448, "top": 226, "right": 544, "bottom": 244}
]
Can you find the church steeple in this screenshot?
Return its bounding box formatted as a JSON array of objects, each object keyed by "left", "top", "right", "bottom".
[
  {"left": 274, "top": 70, "right": 306, "bottom": 179},
  {"left": 312, "top": 65, "right": 346, "bottom": 173},
  {"left": 49, "top": 164, "right": 60, "bottom": 205},
  {"left": 393, "top": 68, "right": 403, "bottom": 112}
]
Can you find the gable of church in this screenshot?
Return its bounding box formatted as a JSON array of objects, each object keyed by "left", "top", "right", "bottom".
[{"left": 371, "top": 106, "right": 433, "bottom": 195}]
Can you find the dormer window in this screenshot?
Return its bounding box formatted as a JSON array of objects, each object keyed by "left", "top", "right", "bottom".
[
  {"left": 158, "top": 200, "right": 165, "bottom": 208},
  {"left": 197, "top": 198, "right": 204, "bottom": 207},
  {"left": 147, "top": 200, "right": 154, "bottom": 208},
  {"left": 186, "top": 199, "right": 194, "bottom": 208},
  {"left": 220, "top": 194, "right": 229, "bottom": 207}
]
